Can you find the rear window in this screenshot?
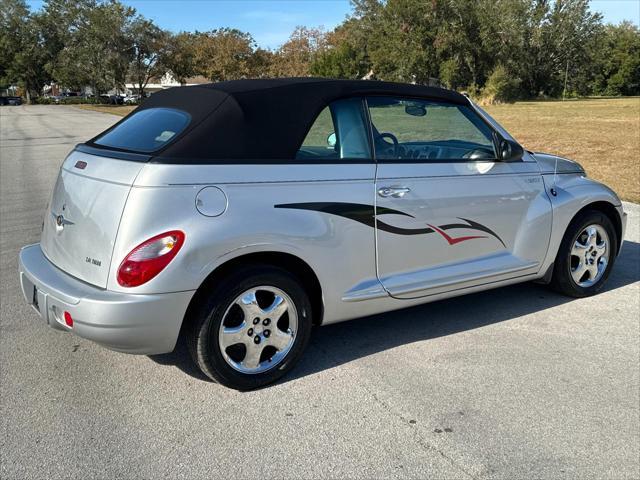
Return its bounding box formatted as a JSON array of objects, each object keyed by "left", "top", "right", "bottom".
[{"left": 94, "top": 108, "right": 190, "bottom": 153}]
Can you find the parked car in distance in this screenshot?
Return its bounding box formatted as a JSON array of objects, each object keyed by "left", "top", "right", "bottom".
[
  {"left": 99, "top": 94, "right": 125, "bottom": 105},
  {"left": 19, "top": 78, "right": 627, "bottom": 390},
  {"left": 123, "top": 93, "right": 148, "bottom": 104},
  {"left": 0, "top": 96, "right": 22, "bottom": 105}
]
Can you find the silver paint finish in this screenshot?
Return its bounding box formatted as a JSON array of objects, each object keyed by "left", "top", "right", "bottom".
[
  {"left": 538, "top": 173, "right": 624, "bottom": 278},
  {"left": 40, "top": 151, "right": 142, "bottom": 287},
  {"left": 375, "top": 160, "right": 552, "bottom": 299},
  {"left": 19, "top": 244, "right": 194, "bottom": 354},
  {"left": 20, "top": 107, "right": 627, "bottom": 353},
  {"left": 532, "top": 152, "right": 586, "bottom": 174},
  {"left": 108, "top": 164, "right": 379, "bottom": 327}
]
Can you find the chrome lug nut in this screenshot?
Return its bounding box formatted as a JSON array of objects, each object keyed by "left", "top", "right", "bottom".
[
  {"left": 254, "top": 335, "right": 261, "bottom": 344},
  {"left": 263, "top": 318, "right": 270, "bottom": 326},
  {"left": 253, "top": 317, "right": 260, "bottom": 325},
  {"left": 263, "top": 329, "right": 271, "bottom": 338},
  {"left": 247, "top": 328, "right": 253, "bottom": 336}
]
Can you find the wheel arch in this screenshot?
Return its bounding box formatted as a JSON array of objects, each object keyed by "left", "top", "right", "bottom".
[
  {"left": 180, "top": 251, "right": 324, "bottom": 340},
  {"left": 539, "top": 195, "right": 624, "bottom": 285},
  {"left": 572, "top": 201, "right": 623, "bottom": 255}
]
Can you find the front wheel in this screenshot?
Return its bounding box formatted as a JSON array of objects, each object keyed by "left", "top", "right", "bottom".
[
  {"left": 187, "top": 265, "right": 313, "bottom": 390},
  {"left": 549, "top": 210, "right": 617, "bottom": 297}
]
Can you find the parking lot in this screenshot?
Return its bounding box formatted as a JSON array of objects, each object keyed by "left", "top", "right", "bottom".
[{"left": 1, "top": 105, "right": 639, "bottom": 479}]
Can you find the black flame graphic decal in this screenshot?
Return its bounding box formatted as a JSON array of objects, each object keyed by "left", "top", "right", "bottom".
[{"left": 274, "top": 202, "right": 506, "bottom": 247}]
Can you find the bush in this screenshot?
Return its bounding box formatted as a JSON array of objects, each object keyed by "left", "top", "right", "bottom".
[
  {"left": 59, "top": 96, "right": 99, "bottom": 104},
  {"left": 459, "top": 83, "right": 482, "bottom": 102},
  {"left": 439, "top": 59, "right": 462, "bottom": 89},
  {"left": 31, "top": 96, "right": 108, "bottom": 105},
  {"left": 59, "top": 97, "right": 84, "bottom": 104},
  {"left": 480, "top": 65, "right": 521, "bottom": 104}
]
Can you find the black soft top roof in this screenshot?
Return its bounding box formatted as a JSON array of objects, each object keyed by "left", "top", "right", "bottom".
[{"left": 90, "top": 78, "right": 470, "bottom": 162}]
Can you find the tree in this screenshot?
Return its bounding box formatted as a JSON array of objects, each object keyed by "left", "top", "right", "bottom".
[
  {"left": 591, "top": 21, "right": 640, "bottom": 96},
  {"left": 518, "top": 0, "right": 603, "bottom": 97},
  {"left": 0, "top": 0, "right": 49, "bottom": 102},
  {"left": 38, "top": 0, "right": 97, "bottom": 87},
  {"left": 2, "top": 0, "right": 635, "bottom": 102},
  {"left": 193, "top": 28, "right": 256, "bottom": 81},
  {"left": 270, "top": 26, "right": 327, "bottom": 77},
  {"left": 356, "top": 0, "right": 437, "bottom": 83},
  {"left": 310, "top": 19, "right": 371, "bottom": 79},
  {"left": 249, "top": 48, "right": 274, "bottom": 78},
  {"left": 50, "top": 0, "right": 135, "bottom": 96},
  {"left": 128, "top": 17, "right": 167, "bottom": 96},
  {"left": 481, "top": 64, "right": 522, "bottom": 103},
  {"left": 161, "top": 32, "right": 197, "bottom": 85}
]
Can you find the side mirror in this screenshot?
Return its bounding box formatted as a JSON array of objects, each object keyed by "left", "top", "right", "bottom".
[
  {"left": 405, "top": 104, "right": 427, "bottom": 117},
  {"left": 327, "top": 132, "right": 337, "bottom": 148},
  {"left": 499, "top": 138, "right": 524, "bottom": 162}
]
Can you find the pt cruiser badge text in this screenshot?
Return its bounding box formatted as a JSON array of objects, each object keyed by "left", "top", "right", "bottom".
[{"left": 85, "top": 257, "right": 102, "bottom": 267}]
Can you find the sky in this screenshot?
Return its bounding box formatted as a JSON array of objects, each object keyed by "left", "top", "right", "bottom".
[{"left": 27, "top": 0, "right": 640, "bottom": 50}]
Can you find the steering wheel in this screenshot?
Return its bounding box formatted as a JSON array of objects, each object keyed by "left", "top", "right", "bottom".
[{"left": 378, "top": 132, "right": 400, "bottom": 158}]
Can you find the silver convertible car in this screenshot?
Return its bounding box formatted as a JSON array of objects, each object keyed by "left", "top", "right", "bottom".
[{"left": 19, "top": 79, "right": 627, "bottom": 389}]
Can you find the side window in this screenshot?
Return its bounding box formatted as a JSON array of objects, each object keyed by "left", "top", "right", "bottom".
[
  {"left": 296, "top": 97, "right": 370, "bottom": 161},
  {"left": 366, "top": 97, "right": 496, "bottom": 162}
]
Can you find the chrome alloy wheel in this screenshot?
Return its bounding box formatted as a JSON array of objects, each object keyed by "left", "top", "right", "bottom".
[
  {"left": 570, "top": 224, "right": 609, "bottom": 288},
  {"left": 218, "top": 286, "right": 297, "bottom": 374}
]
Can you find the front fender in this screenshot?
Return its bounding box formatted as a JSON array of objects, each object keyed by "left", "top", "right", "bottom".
[{"left": 540, "top": 173, "right": 624, "bottom": 274}]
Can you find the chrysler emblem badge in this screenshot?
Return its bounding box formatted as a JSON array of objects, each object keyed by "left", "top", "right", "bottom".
[{"left": 52, "top": 209, "right": 74, "bottom": 230}]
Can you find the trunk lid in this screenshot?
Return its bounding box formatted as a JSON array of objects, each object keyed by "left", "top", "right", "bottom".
[{"left": 41, "top": 150, "right": 145, "bottom": 288}]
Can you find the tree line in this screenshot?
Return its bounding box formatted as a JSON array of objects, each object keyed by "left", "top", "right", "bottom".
[{"left": 1, "top": 0, "right": 638, "bottom": 103}]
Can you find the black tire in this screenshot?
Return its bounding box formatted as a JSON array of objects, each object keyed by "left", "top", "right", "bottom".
[
  {"left": 549, "top": 209, "right": 617, "bottom": 298},
  {"left": 186, "top": 265, "right": 313, "bottom": 390}
]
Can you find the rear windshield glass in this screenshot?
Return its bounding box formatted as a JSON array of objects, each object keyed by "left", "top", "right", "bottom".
[{"left": 94, "top": 108, "right": 190, "bottom": 153}]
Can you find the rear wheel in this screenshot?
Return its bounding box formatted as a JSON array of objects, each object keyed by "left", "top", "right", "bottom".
[
  {"left": 187, "top": 265, "right": 312, "bottom": 390},
  {"left": 549, "top": 210, "right": 617, "bottom": 297}
]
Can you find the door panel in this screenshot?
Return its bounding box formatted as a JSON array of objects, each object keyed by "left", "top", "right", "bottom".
[{"left": 375, "top": 160, "right": 552, "bottom": 298}]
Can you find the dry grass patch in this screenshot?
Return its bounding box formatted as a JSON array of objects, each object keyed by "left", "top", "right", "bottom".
[
  {"left": 485, "top": 97, "right": 640, "bottom": 203},
  {"left": 76, "top": 104, "right": 136, "bottom": 116}
]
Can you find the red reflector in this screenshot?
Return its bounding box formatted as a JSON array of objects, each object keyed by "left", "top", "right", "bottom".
[
  {"left": 64, "top": 311, "right": 73, "bottom": 327},
  {"left": 74, "top": 160, "right": 87, "bottom": 170}
]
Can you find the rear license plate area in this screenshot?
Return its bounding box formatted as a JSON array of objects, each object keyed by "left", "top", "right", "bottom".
[{"left": 23, "top": 277, "right": 46, "bottom": 320}]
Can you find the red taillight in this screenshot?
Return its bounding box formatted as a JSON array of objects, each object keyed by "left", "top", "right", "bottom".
[
  {"left": 64, "top": 311, "right": 73, "bottom": 327},
  {"left": 117, "top": 230, "right": 185, "bottom": 287}
]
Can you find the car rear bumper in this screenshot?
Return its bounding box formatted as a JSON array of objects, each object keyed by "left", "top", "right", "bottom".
[{"left": 19, "top": 244, "right": 194, "bottom": 355}]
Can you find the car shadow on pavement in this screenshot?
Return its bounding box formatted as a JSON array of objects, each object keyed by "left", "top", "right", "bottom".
[{"left": 148, "top": 240, "right": 639, "bottom": 385}]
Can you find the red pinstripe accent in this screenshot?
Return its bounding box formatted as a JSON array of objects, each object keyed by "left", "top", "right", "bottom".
[{"left": 427, "top": 224, "right": 487, "bottom": 245}]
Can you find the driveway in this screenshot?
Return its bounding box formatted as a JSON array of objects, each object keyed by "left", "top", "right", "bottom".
[{"left": 1, "top": 105, "right": 639, "bottom": 479}]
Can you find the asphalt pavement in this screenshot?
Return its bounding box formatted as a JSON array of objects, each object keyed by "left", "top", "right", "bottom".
[{"left": 1, "top": 105, "right": 639, "bottom": 479}]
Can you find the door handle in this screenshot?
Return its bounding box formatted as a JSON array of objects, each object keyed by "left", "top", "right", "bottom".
[{"left": 378, "top": 186, "right": 411, "bottom": 198}]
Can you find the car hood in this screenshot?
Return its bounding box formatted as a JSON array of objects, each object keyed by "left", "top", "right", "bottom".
[{"left": 532, "top": 152, "right": 585, "bottom": 175}]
